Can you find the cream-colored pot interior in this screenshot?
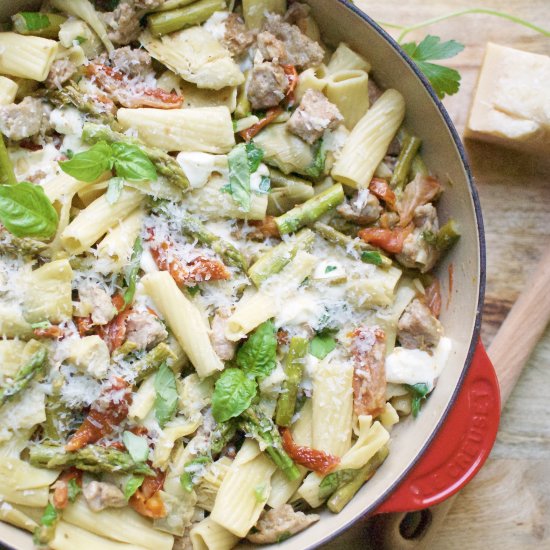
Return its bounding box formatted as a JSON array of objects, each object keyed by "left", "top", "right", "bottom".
[{"left": 0, "top": 1, "right": 484, "bottom": 548}]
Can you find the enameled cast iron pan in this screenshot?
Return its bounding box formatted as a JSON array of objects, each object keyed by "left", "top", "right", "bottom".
[{"left": 0, "top": 1, "right": 500, "bottom": 549}]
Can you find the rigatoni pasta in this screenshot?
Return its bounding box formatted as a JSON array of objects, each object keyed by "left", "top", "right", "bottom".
[{"left": 0, "top": 1, "right": 458, "bottom": 548}]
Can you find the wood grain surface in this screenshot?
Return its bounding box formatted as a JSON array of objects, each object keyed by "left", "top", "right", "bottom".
[{"left": 324, "top": 0, "right": 550, "bottom": 547}]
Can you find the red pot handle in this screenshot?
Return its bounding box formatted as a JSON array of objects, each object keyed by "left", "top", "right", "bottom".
[{"left": 375, "top": 341, "right": 500, "bottom": 514}]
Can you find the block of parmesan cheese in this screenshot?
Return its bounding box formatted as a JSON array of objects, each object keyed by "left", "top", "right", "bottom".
[{"left": 465, "top": 43, "right": 550, "bottom": 153}]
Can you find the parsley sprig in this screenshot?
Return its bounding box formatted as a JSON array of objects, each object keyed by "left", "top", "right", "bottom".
[{"left": 379, "top": 8, "right": 550, "bottom": 99}]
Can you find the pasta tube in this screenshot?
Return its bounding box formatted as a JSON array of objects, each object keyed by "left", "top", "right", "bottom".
[
  {"left": 51, "top": 522, "right": 150, "bottom": 550},
  {"left": 61, "top": 188, "right": 144, "bottom": 254},
  {"left": 0, "top": 33, "right": 58, "bottom": 81},
  {"left": 327, "top": 43, "right": 371, "bottom": 74},
  {"left": 190, "top": 517, "right": 240, "bottom": 550},
  {"left": 117, "top": 107, "right": 235, "bottom": 153},
  {"left": 141, "top": 272, "right": 224, "bottom": 378},
  {"left": 210, "top": 440, "right": 276, "bottom": 537},
  {"left": 0, "top": 76, "right": 18, "bottom": 105},
  {"left": 332, "top": 89, "right": 406, "bottom": 188},
  {"left": 325, "top": 70, "right": 370, "bottom": 129}
]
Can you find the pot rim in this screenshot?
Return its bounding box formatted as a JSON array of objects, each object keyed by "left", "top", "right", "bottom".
[{"left": 312, "top": 2, "right": 487, "bottom": 547}]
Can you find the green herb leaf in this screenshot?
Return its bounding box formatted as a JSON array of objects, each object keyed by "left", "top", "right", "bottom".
[
  {"left": 401, "top": 36, "right": 465, "bottom": 99},
  {"left": 30, "top": 321, "right": 51, "bottom": 329},
  {"left": 75, "top": 35, "right": 87, "bottom": 44},
  {"left": 122, "top": 430, "right": 149, "bottom": 463},
  {"left": 258, "top": 175, "right": 271, "bottom": 194},
  {"left": 422, "top": 230, "right": 437, "bottom": 246},
  {"left": 19, "top": 12, "right": 50, "bottom": 31},
  {"left": 305, "top": 139, "right": 326, "bottom": 179},
  {"left": 180, "top": 457, "right": 210, "bottom": 492},
  {"left": 361, "top": 251, "right": 384, "bottom": 266},
  {"left": 60, "top": 141, "right": 113, "bottom": 182},
  {"left": 187, "top": 285, "right": 200, "bottom": 296},
  {"left": 318, "top": 468, "right": 359, "bottom": 500},
  {"left": 124, "top": 475, "right": 144, "bottom": 500},
  {"left": 111, "top": 142, "right": 157, "bottom": 182},
  {"left": 236, "top": 320, "right": 277, "bottom": 380},
  {"left": 123, "top": 237, "right": 142, "bottom": 307},
  {"left": 154, "top": 363, "right": 178, "bottom": 428},
  {"left": 212, "top": 368, "right": 257, "bottom": 423},
  {"left": 310, "top": 333, "right": 336, "bottom": 360},
  {"left": 246, "top": 141, "right": 264, "bottom": 172},
  {"left": 325, "top": 265, "right": 337, "bottom": 273},
  {"left": 227, "top": 143, "right": 251, "bottom": 212},
  {"left": 0, "top": 182, "right": 59, "bottom": 239},
  {"left": 254, "top": 483, "right": 267, "bottom": 502},
  {"left": 406, "top": 383, "right": 431, "bottom": 417},
  {"left": 40, "top": 503, "right": 58, "bottom": 527},
  {"left": 67, "top": 478, "right": 81, "bottom": 503},
  {"left": 106, "top": 177, "right": 124, "bottom": 205}
]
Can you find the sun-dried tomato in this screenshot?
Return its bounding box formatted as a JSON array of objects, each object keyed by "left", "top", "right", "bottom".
[
  {"left": 358, "top": 224, "right": 413, "bottom": 254},
  {"left": 33, "top": 325, "right": 64, "bottom": 340},
  {"left": 129, "top": 470, "right": 166, "bottom": 519},
  {"left": 239, "top": 106, "right": 284, "bottom": 142},
  {"left": 369, "top": 178, "right": 397, "bottom": 210},
  {"left": 280, "top": 428, "right": 340, "bottom": 474},
  {"left": 65, "top": 378, "right": 131, "bottom": 451}
]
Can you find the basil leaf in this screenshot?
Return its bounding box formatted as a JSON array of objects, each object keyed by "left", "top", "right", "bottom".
[
  {"left": 67, "top": 478, "right": 81, "bottom": 503},
  {"left": 187, "top": 285, "right": 200, "bottom": 296},
  {"left": 361, "top": 251, "right": 384, "bottom": 266},
  {"left": 227, "top": 144, "right": 251, "bottom": 212},
  {"left": 122, "top": 430, "right": 149, "bottom": 463},
  {"left": 236, "top": 320, "right": 277, "bottom": 380},
  {"left": 20, "top": 12, "right": 50, "bottom": 31},
  {"left": 40, "top": 503, "right": 58, "bottom": 527},
  {"left": 154, "top": 363, "right": 178, "bottom": 428},
  {"left": 123, "top": 237, "right": 142, "bottom": 307},
  {"left": 310, "top": 333, "right": 336, "bottom": 360},
  {"left": 124, "top": 475, "right": 144, "bottom": 501},
  {"left": 0, "top": 182, "right": 58, "bottom": 239},
  {"left": 406, "top": 383, "right": 431, "bottom": 417},
  {"left": 305, "top": 139, "right": 326, "bottom": 179},
  {"left": 212, "top": 368, "right": 257, "bottom": 423},
  {"left": 325, "top": 265, "right": 337, "bottom": 273},
  {"left": 106, "top": 177, "right": 124, "bottom": 205},
  {"left": 246, "top": 141, "right": 264, "bottom": 172},
  {"left": 111, "top": 142, "right": 157, "bottom": 182},
  {"left": 60, "top": 141, "right": 113, "bottom": 182},
  {"left": 75, "top": 35, "right": 87, "bottom": 44},
  {"left": 318, "top": 469, "right": 359, "bottom": 500}
]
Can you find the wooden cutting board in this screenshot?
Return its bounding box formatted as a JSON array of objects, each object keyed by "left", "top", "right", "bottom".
[{"left": 324, "top": 0, "right": 550, "bottom": 547}]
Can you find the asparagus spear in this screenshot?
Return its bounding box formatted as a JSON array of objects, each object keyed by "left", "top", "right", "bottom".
[
  {"left": 148, "top": 0, "right": 226, "bottom": 36},
  {"left": 0, "top": 229, "right": 48, "bottom": 256},
  {"left": 390, "top": 134, "right": 422, "bottom": 191},
  {"left": 210, "top": 420, "right": 238, "bottom": 455},
  {"left": 410, "top": 153, "right": 429, "bottom": 178},
  {"left": 0, "top": 135, "right": 17, "bottom": 185},
  {"left": 275, "top": 337, "right": 308, "bottom": 427},
  {"left": 178, "top": 211, "right": 248, "bottom": 271},
  {"left": 247, "top": 228, "right": 315, "bottom": 287},
  {"left": 12, "top": 12, "right": 66, "bottom": 39},
  {"left": 49, "top": 84, "right": 118, "bottom": 127},
  {"left": 134, "top": 342, "right": 177, "bottom": 384},
  {"left": 436, "top": 219, "right": 461, "bottom": 252},
  {"left": 29, "top": 443, "right": 155, "bottom": 476},
  {"left": 0, "top": 347, "right": 47, "bottom": 408},
  {"left": 312, "top": 222, "right": 393, "bottom": 268},
  {"left": 240, "top": 408, "right": 300, "bottom": 481},
  {"left": 327, "top": 447, "right": 389, "bottom": 513},
  {"left": 82, "top": 123, "right": 190, "bottom": 191},
  {"left": 275, "top": 184, "right": 345, "bottom": 235}
]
